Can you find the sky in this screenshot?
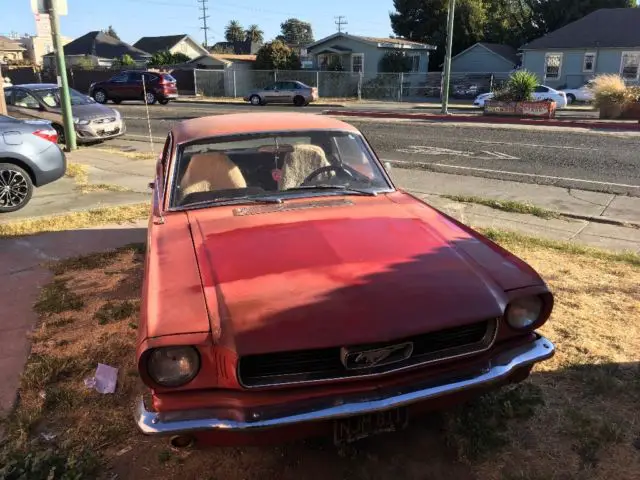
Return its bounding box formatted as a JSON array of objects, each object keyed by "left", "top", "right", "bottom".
[{"left": 1, "top": 0, "right": 396, "bottom": 45}]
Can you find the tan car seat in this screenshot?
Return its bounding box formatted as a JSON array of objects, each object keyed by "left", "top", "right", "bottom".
[
  {"left": 278, "top": 144, "right": 331, "bottom": 190},
  {"left": 180, "top": 152, "right": 247, "bottom": 199}
]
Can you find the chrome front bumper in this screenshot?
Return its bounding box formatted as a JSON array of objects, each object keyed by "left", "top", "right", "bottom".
[{"left": 135, "top": 335, "right": 554, "bottom": 436}]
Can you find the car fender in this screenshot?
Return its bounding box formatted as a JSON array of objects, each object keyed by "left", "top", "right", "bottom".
[{"left": 0, "top": 151, "right": 39, "bottom": 185}]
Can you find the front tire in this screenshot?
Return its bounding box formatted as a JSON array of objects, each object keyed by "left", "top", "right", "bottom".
[
  {"left": 293, "top": 95, "right": 305, "bottom": 107},
  {"left": 93, "top": 89, "right": 108, "bottom": 104},
  {"left": 144, "top": 92, "right": 157, "bottom": 105},
  {"left": 250, "top": 95, "right": 262, "bottom": 106},
  {"left": 566, "top": 94, "right": 576, "bottom": 104},
  {"left": 0, "top": 163, "right": 34, "bottom": 213}
]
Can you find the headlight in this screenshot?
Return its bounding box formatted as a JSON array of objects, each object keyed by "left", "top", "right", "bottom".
[
  {"left": 147, "top": 346, "right": 200, "bottom": 387},
  {"left": 505, "top": 296, "right": 543, "bottom": 329},
  {"left": 73, "top": 117, "right": 90, "bottom": 125}
]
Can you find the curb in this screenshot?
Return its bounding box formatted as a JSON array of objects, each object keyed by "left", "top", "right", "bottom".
[
  {"left": 175, "top": 99, "right": 346, "bottom": 108},
  {"left": 323, "top": 110, "right": 640, "bottom": 131}
]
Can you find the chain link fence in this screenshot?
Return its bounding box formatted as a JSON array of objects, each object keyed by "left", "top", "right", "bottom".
[{"left": 193, "top": 68, "right": 512, "bottom": 101}]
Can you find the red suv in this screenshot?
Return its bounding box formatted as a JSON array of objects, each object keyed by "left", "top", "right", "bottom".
[{"left": 89, "top": 71, "right": 178, "bottom": 105}]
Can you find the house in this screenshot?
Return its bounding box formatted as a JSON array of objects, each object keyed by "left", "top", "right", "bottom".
[
  {"left": 133, "top": 34, "right": 208, "bottom": 60},
  {"left": 520, "top": 8, "right": 640, "bottom": 88},
  {"left": 188, "top": 54, "right": 257, "bottom": 97},
  {"left": 20, "top": 34, "right": 73, "bottom": 65},
  {"left": 305, "top": 33, "right": 435, "bottom": 75},
  {"left": 189, "top": 53, "right": 256, "bottom": 70},
  {"left": 450, "top": 42, "right": 519, "bottom": 73},
  {"left": 0, "top": 36, "right": 26, "bottom": 64},
  {"left": 42, "top": 31, "right": 151, "bottom": 69},
  {"left": 210, "top": 40, "right": 262, "bottom": 55}
]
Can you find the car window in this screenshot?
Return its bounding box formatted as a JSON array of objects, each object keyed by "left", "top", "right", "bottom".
[
  {"left": 263, "top": 84, "right": 275, "bottom": 91},
  {"left": 128, "top": 72, "right": 142, "bottom": 82},
  {"left": 34, "top": 88, "right": 95, "bottom": 107},
  {"left": 162, "top": 73, "right": 176, "bottom": 82},
  {"left": 110, "top": 72, "right": 129, "bottom": 82},
  {"left": 275, "top": 82, "right": 289, "bottom": 90},
  {"left": 142, "top": 73, "right": 158, "bottom": 82},
  {"left": 284, "top": 82, "right": 297, "bottom": 90},
  {"left": 13, "top": 90, "right": 40, "bottom": 109},
  {"left": 534, "top": 86, "right": 549, "bottom": 93},
  {"left": 171, "top": 130, "right": 390, "bottom": 208}
]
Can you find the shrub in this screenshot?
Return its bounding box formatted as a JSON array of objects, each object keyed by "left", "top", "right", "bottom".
[
  {"left": 589, "top": 74, "right": 628, "bottom": 107},
  {"left": 498, "top": 70, "right": 538, "bottom": 102}
]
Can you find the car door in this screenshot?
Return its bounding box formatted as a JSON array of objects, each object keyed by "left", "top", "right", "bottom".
[
  {"left": 279, "top": 82, "right": 297, "bottom": 103},
  {"left": 262, "top": 83, "right": 278, "bottom": 102},
  {"left": 124, "top": 71, "right": 144, "bottom": 100},
  {"left": 6, "top": 88, "right": 45, "bottom": 121},
  {"left": 533, "top": 85, "right": 550, "bottom": 101},
  {"left": 106, "top": 72, "right": 130, "bottom": 100}
]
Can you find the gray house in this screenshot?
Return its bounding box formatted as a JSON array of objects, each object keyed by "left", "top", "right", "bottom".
[
  {"left": 450, "top": 42, "right": 519, "bottom": 73},
  {"left": 521, "top": 8, "right": 640, "bottom": 88},
  {"left": 306, "top": 33, "right": 435, "bottom": 76}
]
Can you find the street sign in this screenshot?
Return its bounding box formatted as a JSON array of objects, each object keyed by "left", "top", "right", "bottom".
[
  {"left": 31, "top": 0, "right": 68, "bottom": 16},
  {"left": 35, "top": 13, "right": 52, "bottom": 37}
]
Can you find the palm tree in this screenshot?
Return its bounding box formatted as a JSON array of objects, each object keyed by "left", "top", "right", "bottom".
[
  {"left": 225, "top": 20, "right": 245, "bottom": 43},
  {"left": 245, "top": 24, "right": 264, "bottom": 43}
]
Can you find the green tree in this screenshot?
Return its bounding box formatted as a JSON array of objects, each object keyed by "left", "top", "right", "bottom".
[
  {"left": 379, "top": 51, "right": 413, "bottom": 73},
  {"left": 113, "top": 54, "right": 135, "bottom": 68},
  {"left": 254, "top": 40, "right": 300, "bottom": 70},
  {"left": 103, "top": 25, "right": 120, "bottom": 40},
  {"left": 147, "top": 50, "right": 190, "bottom": 66},
  {"left": 245, "top": 24, "right": 264, "bottom": 43},
  {"left": 278, "top": 18, "right": 314, "bottom": 45},
  {"left": 225, "top": 20, "right": 245, "bottom": 43}
]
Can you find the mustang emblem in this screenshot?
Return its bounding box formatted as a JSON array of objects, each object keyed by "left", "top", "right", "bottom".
[{"left": 341, "top": 342, "right": 414, "bottom": 370}]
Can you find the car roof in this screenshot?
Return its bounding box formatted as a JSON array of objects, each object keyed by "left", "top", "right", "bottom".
[
  {"left": 170, "top": 113, "right": 359, "bottom": 144},
  {"left": 12, "top": 84, "right": 59, "bottom": 90}
]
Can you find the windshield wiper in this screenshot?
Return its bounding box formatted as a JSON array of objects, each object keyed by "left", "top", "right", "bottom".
[
  {"left": 183, "top": 195, "right": 283, "bottom": 209},
  {"left": 285, "top": 185, "right": 378, "bottom": 196}
]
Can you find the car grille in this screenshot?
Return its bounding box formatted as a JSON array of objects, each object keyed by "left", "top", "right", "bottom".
[
  {"left": 93, "top": 117, "right": 117, "bottom": 124},
  {"left": 238, "top": 319, "right": 498, "bottom": 388}
]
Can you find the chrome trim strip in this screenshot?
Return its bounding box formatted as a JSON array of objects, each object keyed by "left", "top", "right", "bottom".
[
  {"left": 238, "top": 318, "right": 499, "bottom": 389},
  {"left": 135, "top": 335, "right": 554, "bottom": 436}
]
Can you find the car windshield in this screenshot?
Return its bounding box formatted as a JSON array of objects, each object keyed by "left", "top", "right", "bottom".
[
  {"left": 172, "top": 130, "right": 391, "bottom": 208},
  {"left": 35, "top": 88, "right": 95, "bottom": 107}
]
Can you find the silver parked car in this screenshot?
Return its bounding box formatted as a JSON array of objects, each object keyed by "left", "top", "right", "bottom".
[
  {"left": 4, "top": 84, "right": 126, "bottom": 144},
  {"left": 0, "top": 115, "right": 66, "bottom": 212},
  {"left": 244, "top": 81, "right": 319, "bottom": 107}
]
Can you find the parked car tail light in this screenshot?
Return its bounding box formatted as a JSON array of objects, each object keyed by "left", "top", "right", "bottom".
[
  {"left": 505, "top": 296, "right": 544, "bottom": 329},
  {"left": 146, "top": 346, "right": 201, "bottom": 387},
  {"left": 32, "top": 129, "right": 58, "bottom": 144}
]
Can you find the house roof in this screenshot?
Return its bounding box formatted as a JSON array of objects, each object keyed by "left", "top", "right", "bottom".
[
  {"left": 133, "top": 34, "right": 189, "bottom": 54},
  {"left": 478, "top": 43, "right": 519, "bottom": 65},
  {"left": 307, "top": 33, "right": 436, "bottom": 51},
  {"left": 521, "top": 8, "right": 640, "bottom": 50},
  {"left": 0, "top": 36, "right": 26, "bottom": 52},
  {"left": 43, "top": 31, "right": 151, "bottom": 59}
]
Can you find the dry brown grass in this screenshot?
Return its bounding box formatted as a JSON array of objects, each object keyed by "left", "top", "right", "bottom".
[
  {"left": 75, "top": 183, "right": 133, "bottom": 194},
  {"left": 0, "top": 203, "right": 149, "bottom": 237},
  {"left": 1, "top": 234, "right": 638, "bottom": 480},
  {"left": 64, "top": 162, "right": 89, "bottom": 184}
]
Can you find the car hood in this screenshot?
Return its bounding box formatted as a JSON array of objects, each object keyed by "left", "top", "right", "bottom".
[
  {"left": 50, "top": 102, "right": 117, "bottom": 120},
  {"left": 187, "top": 195, "right": 542, "bottom": 356}
]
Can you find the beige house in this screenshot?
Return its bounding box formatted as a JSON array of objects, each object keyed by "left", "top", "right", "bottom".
[
  {"left": 20, "top": 34, "right": 73, "bottom": 65},
  {"left": 0, "top": 36, "right": 26, "bottom": 64},
  {"left": 133, "top": 34, "right": 209, "bottom": 60}
]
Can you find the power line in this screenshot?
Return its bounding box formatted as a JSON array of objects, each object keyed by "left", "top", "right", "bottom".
[
  {"left": 198, "top": 0, "right": 210, "bottom": 48},
  {"left": 335, "top": 16, "right": 347, "bottom": 33}
]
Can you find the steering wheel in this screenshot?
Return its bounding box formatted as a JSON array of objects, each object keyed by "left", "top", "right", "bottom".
[{"left": 302, "top": 165, "right": 353, "bottom": 186}]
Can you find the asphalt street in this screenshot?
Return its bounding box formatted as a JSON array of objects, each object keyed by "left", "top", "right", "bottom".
[{"left": 112, "top": 102, "right": 640, "bottom": 196}]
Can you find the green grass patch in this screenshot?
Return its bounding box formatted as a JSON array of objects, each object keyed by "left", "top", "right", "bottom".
[
  {"left": 445, "top": 383, "right": 544, "bottom": 462},
  {"left": 0, "top": 447, "right": 98, "bottom": 480},
  {"left": 481, "top": 228, "right": 640, "bottom": 267},
  {"left": 443, "top": 195, "right": 560, "bottom": 219},
  {"left": 34, "top": 280, "right": 84, "bottom": 316},
  {"left": 21, "top": 354, "right": 80, "bottom": 390},
  {"left": 94, "top": 300, "right": 139, "bottom": 325}
]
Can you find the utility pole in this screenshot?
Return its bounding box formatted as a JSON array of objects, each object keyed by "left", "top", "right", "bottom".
[
  {"left": 335, "top": 16, "right": 348, "bottom": 33},
  {"left": 441, "top": 0, "right": 456, "bottom": 115},
  {"left": 198, "top": 0, "right": 210, "bottom": 48},
  {"left": 46, "top": 0, "right": 76, "bottom": 150}
]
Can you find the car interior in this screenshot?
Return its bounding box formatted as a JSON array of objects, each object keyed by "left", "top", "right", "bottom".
[{"left": 174, "top": 132, "right": 383, "bottom": 207}]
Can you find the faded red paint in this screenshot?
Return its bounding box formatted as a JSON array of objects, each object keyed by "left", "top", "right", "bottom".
[{"left": 136, "top": 114, "right": 553, "bottom": 445}]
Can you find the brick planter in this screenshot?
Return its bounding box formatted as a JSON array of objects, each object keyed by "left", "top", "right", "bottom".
[{"left": 484, "top": 100, "right": 557, "bottom": 119}]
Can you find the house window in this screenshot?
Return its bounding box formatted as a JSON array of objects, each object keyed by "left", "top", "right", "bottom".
[
  {"left": 583, "top": 52, "right": 596, "bottom": 73},
  {"left": 544, "top": 53, "right": 563, "bottom": 80},
  {"left": 408, "top": 54, "right": 420, "bottom": 73},
  {"left": 620, "top": 52, "right": 640, "bottom": 80},
  {"left": 352, "top": 53, "right": 364, "bottom": 73}
]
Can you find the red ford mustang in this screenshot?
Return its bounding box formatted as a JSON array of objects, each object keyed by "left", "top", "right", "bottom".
[{"left": 135, "top": 112, "right": 555, "bottom": 448}]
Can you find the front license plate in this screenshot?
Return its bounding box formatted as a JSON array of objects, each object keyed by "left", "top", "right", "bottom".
[{"left": 334, "top": 408, "right": 408, "bottom": 445}]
